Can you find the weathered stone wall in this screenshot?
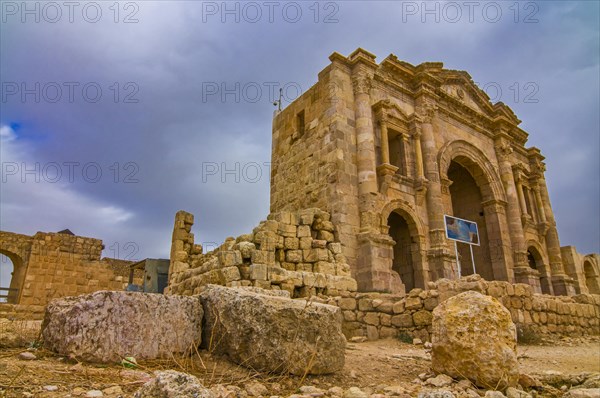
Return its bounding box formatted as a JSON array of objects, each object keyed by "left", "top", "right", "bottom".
[
  {"left": 316, "top": 275, "right": 600, "bottom": 341},
  {"left": 166, "top": 209, "right": 358, "bottom": 298},
  {"left": 0, "top": 230, "right": 143, "bottom": 319}
]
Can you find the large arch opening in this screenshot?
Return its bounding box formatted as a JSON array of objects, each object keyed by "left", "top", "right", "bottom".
[
  {"left": 0, "top": 251, "right": 23, "bottom": 304},
  {"left": 387, "top": 209, "right": 424, "bottom": 291},
  {"left": 527, "top": 246, "right": 552, "bottom": 295},
  {"left": 584, "top": 260, "right": 600, "bottom": 294},
  {"left": 448, "top": 160, "right": 493, "bottom": 281}
]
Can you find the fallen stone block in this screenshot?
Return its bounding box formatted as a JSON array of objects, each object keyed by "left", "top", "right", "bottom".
[
  {"left": 200, "top": 284, "right": 345, "bottom": 375},
  {"left": 431, "top": 291, "right": 518, "bottom": 390},
  {"left": 42, "top": 291, "right": 203, "bottom": 363}
]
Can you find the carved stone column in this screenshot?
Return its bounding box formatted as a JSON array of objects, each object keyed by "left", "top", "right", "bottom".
[
  {"left": 529, "top": 153, "right": 575, "bottom": 296},
  {"left": 352, "top": 71, "right": 378, "bottom": 203},
  {"left": 380, "top": 120, "right": 390, "bottom": 165},
  {"left": 418, "top": 103, "right": 454, "bottom": 280},
  {"left": 410, "top": 121, "right": 425, "bottom": 182},
  {"left": 494, "top": 135, "right": 528, "bottom": 277}
]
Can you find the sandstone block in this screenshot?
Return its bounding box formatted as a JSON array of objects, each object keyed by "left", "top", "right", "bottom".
[
  {"left": 249, "top": 264, "right": 268, "bottom": 280},
  {"left": 42, "top": 291, "right": 203, "bottom": 363},
  {"left": 286, "top": 250, "right": 303, "bottom": 263},
  {"left": 200, "top": 285, "right": 345, "bottom": 375},
  {"left": 431, "top": 291, "right": 518, "bottom": 389}
]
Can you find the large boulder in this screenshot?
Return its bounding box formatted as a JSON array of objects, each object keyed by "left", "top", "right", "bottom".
[
  {"left": 200, "top": 284, "right": 345, "bottom": 375},
  {"left": 431, "top": 291, "right": 518, "bottom": 389},
  {"left": 42, "top": 291, "right": 203, "bottom": 363},
  {"left": 134, "top": 370, "right": 214, "bottom": 398}
]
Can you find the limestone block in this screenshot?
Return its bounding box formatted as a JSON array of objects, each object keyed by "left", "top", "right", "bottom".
[
  {"left": 219, "top": 267, "right": 241, "bottom": 283},
  {"left": 297, "top": 225, "right": 311, "bottom": 238},
  {"left": 338, "top": 297, "right": 357, "bottom": 311},
  {"left": 218, "top": 251, "right": 243, "bottom": 267},
  {"left": 304, "top": 248, "right": 329, "bottom": 263},
  {"left": 278, "top": 224, "right": 297, "bottom": 238},
  {"left": 42, "top": 291, "right": 203, "bottom": 363},
  {"left": 284, "top": 237, "right": 299, "bottom": 250},
  {"left": 267, "top": 266, "right": 288, "bottom": 283},
  {"left": 393, "top": 300, "right": 405, "bottom": 314},
  {"left": 249, "top": 264, "right": 268, "bottom": 280},
  {"left": 413, "top": 310, "right": 433, "bottom": 327},
  {"left": 317, "top": 231, "right": 335, "bottom": 242},
  {"left": 235, "top": 241, "right": 255, "bottom": 259},
  {"left": 299, "top": 237, "right": 313, "bottom": 249},
  {"left": 200, "top": 285, "right": 345, "bottom": 375},
  {"left": 286, "top": 250, "right": 303, "bottom": 263},
  {"left": 251, "top": 250, "right": 275, "bottom": 266},
  {"left": 312, "top": 239, "right": 328, "bottom": 249},
  {"left": 431, "top": 291, "right": 518, "bottom": 390},
  {"left": 391, "top": 313, "right": 413, "bottom": 328},
  {"left": 314, "top": 261, "right": 335, "bottom": 275},
  {"left": 405, "top": 296, "right": 422, "bottom": 311}
]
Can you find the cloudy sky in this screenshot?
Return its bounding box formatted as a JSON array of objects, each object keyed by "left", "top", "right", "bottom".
[{"left": 1, "top": 1, "right": 598, "bottom": 284}]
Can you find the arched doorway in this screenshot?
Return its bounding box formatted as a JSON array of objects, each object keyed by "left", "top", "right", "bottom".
[
  {"left": 527, "top": 246, "right": 552, "bottom": 295},
  {"left": 584, "top": 260, "right": 600, "bottom": 294},
  {"left": 386, "top": 209, "right": 424, "bottom": 291},
  {"left": 448, "top": 161, "right": 494, "bottom": 281},
  {"left": 0, "top": 251, "right": 23, "bottom": 304}
]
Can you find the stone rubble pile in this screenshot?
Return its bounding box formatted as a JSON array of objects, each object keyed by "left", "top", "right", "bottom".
[{"left": 167, "top": 209, "right": 358, "bottom": 298}]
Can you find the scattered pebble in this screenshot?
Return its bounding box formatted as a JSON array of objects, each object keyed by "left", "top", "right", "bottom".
[
  {"left": 18, "top": 352, "right": 37, "bottom": 361},
  {"left": 86, "top": 390, "right": 104, "bottom": 397},
  {"left": 43, "top": 385, "right": 59, "bottom": 391}
]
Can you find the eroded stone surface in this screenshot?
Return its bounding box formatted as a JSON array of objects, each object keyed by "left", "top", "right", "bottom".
[
  {"left": 134, "top": 370, "right": 214, "bottom": 398},
  {"left": 42, "top": 291, "right": 203, "bottom": 363},
  {"left": 431, "top": 291, "right": 518, "bottom": 390},
  {"left": 200, "top": 284, "right": 345, "bottom": 375}
]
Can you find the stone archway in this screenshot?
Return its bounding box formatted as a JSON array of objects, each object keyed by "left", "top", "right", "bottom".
[
  {"left": 439, "top": 140, "right": 512, "bottom": 282},
  {"left": 0, "top": 249, "right": 25, "bottom": 304},
  {"left": 381, "top": 202, "right": 427, "bottom": 290},
  {"left": 527, "top": 244, "right": 552, "bottom": 295},
  {"left": 583, "top": 259, "right": 600, "bottom": 294}
]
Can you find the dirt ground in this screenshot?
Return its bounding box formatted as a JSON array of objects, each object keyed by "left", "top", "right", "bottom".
[{"left": 1, "top": 327, "right": 599, "bottom": 398}]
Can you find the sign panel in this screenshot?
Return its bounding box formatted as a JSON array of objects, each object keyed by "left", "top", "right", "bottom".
[{"left": 444, "top": 215, "right": 480, "bottom": 246}]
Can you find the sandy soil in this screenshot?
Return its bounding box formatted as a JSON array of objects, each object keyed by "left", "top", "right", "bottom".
[{"left": 1, "top": 334, "right": 599, "bottom": 397}]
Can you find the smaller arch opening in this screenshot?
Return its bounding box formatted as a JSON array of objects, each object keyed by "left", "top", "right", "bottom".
[{"left": 584, "top": 260, "right": 600, "bottom": 295}]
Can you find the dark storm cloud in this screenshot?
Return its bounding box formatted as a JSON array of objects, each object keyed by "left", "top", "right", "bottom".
[{"left": 1, "top": 0, "right": 598, "bottom": 278}]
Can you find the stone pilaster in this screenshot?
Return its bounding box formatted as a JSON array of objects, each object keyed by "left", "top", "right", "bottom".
[
  {"left": 529, "top": 150, "right": 575, "bottom": 296},
  {"left": 417, "top": 103, "right": 454, "bottom": 280},
  {"left": 355, "top": 232, "right": 405, "bottom": 294},
  {"left": 494, "top": 134, "right": 528, "bottom": 280}
]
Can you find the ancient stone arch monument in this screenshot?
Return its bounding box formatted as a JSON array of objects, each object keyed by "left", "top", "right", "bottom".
[{"left": 270, "top": 48, "right": 599, "bottom": 296}]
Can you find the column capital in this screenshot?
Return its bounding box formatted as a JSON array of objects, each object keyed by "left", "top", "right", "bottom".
[
  {"left": 418, "top": 104, "right": 438, "bottom": 124},
  {"left": 352, "top": 72, "right": 372, "bottom": 95}
]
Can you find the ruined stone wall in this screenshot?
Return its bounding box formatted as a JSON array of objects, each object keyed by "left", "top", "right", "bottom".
[
  {"left": 319, "top": 275, "right": 600, "bottom": 341},
  {"left": 167, "top": 209, "right": 358, "bottom": 298},
  {"left": 270, "top": 59, "right": 362, "bottom": 287},
  {"left": 0, "top": 230, "right": 142, "bottom": 319}
]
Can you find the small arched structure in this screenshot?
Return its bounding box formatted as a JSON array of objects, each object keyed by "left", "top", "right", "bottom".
[
  {"left": 526, "top": 242, "right": 552, "bottom": 295},
  {"left": 381, "top": 201, "right": 428, "bottom": 290},
  {"left": 583, "top": 257, "right": 600, "bottom": 294}
]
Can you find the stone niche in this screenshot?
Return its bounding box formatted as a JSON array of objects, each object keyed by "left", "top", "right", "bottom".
[{"left": 166, "top": 208, "right": 358, "bottom": 298}]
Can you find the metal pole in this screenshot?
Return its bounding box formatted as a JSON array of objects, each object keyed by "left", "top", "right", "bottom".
[
  {"left": 470, "top": 244, "right": 476, "bottom": 275},
  {"left": 454, "top": 240, "right": 461, "bottom": 278}
]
